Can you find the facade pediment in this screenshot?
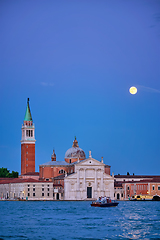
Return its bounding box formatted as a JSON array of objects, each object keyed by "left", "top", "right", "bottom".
[
  {"left": 66, "top": 172, "right": 77, "bottom": 179},
  {"left": 77, "top": 158, "right": 105, "bottom": 166}
]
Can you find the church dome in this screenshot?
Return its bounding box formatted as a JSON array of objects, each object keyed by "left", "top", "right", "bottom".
[{"left": 65, "top": 138, "right": 86, "bottom": 159}]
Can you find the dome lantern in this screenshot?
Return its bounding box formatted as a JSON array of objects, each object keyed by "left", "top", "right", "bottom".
[{"left": 65, "top": 138, "right": 86, "bottom": 163}]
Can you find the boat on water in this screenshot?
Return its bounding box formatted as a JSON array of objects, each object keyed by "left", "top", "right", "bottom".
[
  {"left": 130, "top": 195, "right": 160, "bottom": 201},
  {"left": 91, "top": 197, "right": 119, "bottom": 207},
  {"left": 130, "top": 194, "right": 153, "bottom": 201}
]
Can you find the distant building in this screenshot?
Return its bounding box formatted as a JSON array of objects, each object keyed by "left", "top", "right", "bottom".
[
  {"left": 114, "top": 175, "right": 160, "bottom": 200},
  {"left": 0, "top": 178, "right": 53, "bottom": 200}
]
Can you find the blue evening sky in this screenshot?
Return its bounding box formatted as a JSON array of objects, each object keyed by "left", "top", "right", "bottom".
[{"left": 0, "top": 0, "right": 160, "bottom": 175}]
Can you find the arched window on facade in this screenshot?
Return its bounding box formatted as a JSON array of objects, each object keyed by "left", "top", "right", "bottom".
[{"left": 59, "top": 169, "right": 65, "bottom": 174}]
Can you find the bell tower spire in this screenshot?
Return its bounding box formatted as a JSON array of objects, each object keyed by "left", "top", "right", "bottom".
[
  {"left": 24, "top": 98, "right": 33, "bottom": 122},
  {"left": 21, "top": 98, "right": 36, "bottom": 175}
]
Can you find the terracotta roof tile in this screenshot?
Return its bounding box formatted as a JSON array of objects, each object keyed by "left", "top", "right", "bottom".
[{"left": 0, "top": 178, "right": 52, "bottom": 184}]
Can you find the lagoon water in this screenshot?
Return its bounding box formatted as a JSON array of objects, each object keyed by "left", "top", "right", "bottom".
[{"left": 0, "top": 201, "right": 160, "bottom": 240}]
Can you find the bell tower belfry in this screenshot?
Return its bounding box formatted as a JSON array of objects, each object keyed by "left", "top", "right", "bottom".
[{"left": 21, "top": 98, "right": 36, "bottom": 175}]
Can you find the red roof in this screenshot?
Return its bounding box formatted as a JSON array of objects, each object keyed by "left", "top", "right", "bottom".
[
  {"left": 123, "top": 179, "right": 160, "bottom": 184},
  {"left": 115, "top": 175, "right": 160, "bottom": 178},
  {"left": 0, "top": 178, "right": 52, "bottom": 184},
  {"left": 20, "top": 172, "right": 39, "bottom": 176}
]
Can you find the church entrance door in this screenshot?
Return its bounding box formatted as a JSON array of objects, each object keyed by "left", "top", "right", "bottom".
[
  {"left": 57, "top": 193, "right": 59, "bottom": 200},
  {"left": 87, "top": 187, "right": 92, "bottom": 198},
  {"left": 117, "top": 193, "right": 120, "bottom": 200}
]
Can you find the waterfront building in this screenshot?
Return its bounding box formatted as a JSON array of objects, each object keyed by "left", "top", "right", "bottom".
[
  {"left": 114, "top": 175, "right": 160, "bottom": 200},
  {"left": 114, "top": 182, "right": 125, "bottom": 200},
  {"left": 0, "top": 178, "right": 53, "bottom": 200}
]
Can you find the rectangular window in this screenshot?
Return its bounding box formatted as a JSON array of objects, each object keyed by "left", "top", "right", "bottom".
[
  {"left": 48, "top": 185, "right": 50, "bottom": 187},
  {"left": 26, "top": 130, "right": 29, "bottom": 136},
  {"left": 42, "top": 184, "right": 44, "bottom": 187},
  {"left": 33, "top": 185, "right": 35, "bottom": 187},
  {"left": 127, "top": 186, "right": 129, "bottom": 190},
  {"left": 61, "top": 193, "right": 63, "bottom": 197},
  {"left": 158, "top": 186, "right": 160, "bottom": 191},
  {"left": 28, "top": 185, "right": 30, "bottom": 187},
  {"left": 48, "top": 188, "right": 49, "bottom": 191},
  {"left": 28, "top": 188, "right": 30, "bottom": 191},
  {"left": 33, "top": 188, "right": 35, "bottom": 191},
  {"left": 47, "top": 193, "right": 49, "bottom": 197},
  {"left": 152, "top": 186, "right": 155, "bottom": 191},
  {"left": 31, "top": 130, "right": 33, "bottom": 137},
  {"left": 33, "top": 193, "right": 35, "bottom": 197},
  {"left": 121, "top": 193, "right": 123, "bottom": 197},
  {"left": 53, "top": 193, "right": 54, "bottom": 197},
  {"left": 42, "top": 188, "right": 44, "bottom": 191},
  {"left": 28, "top": 193, "right": 30, "bottom": 197},
  {"left": 42, "top": 193, "right": 44, "bottom": 196}
]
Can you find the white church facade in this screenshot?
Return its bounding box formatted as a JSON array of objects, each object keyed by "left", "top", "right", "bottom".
[{"left": 64, "top": 154, "right": 114, "bottom": 200}]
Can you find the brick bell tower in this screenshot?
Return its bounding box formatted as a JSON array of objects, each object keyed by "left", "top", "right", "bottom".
[{"left": 21, "top": 98, "right": 36, "bottom": 175}]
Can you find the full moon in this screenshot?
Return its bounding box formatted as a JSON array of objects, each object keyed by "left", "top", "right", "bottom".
[{"left": 129, "top": 86, "right": 137, "bottom": 95}]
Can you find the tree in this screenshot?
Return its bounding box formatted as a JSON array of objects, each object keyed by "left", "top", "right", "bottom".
[
  {"left": 11, "top": 171, "right": 19, "bottom": 178},
  {"left": 0, "top": 167, "right": 19, "bottom": 178}
]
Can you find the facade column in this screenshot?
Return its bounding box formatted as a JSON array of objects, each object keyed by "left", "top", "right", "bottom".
[
  {"left": 83, "top": 169, "right": 86, "bottom": 199},
  {"left": 77, "top": 169, "right": 80, "bottom": 200},
  {"left": 95, "top": 169, "right": 97, "bottom": 188},
  {"left": 94, "top": 169, "right": 97, "bottom": 199},
  {"left": 77, "top": 169, "right": 80, "bottom": 190},
  {"left": 101, "top": 170, "right": 104, "bottom": 195}
]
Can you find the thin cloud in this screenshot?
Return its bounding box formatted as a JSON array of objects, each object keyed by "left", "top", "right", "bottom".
[
  {"left": 154, "top": 13, "right": 160, "bottom": 23},
  {"left": 40, "top": 82, "right": 54, "bottom": 87},
  {"left": 0, "top": 145, "right": 8, "bottom": 148},
  {"left": 136, "top": 85, "right": 160, "bottom": 93}
]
